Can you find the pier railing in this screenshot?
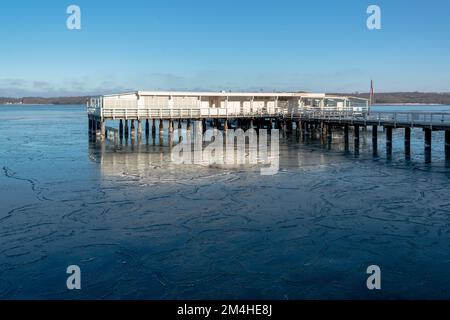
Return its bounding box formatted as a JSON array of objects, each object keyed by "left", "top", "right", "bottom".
[
  {"left": 296, "top": 111, "right": 450, "bottom": 128},
  {"left": 100, "top": 107, "right": 284, "bottom": 119}
]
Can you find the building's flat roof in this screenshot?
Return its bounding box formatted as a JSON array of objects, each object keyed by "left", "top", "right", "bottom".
[{"left": 101, "top": 91, "right": 367, "bottom": 101}]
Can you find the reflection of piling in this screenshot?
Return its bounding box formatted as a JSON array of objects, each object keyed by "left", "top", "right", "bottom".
[
  {"left": 137, "top": 120, "right": 142, "bottom": 140},
  {"left": 100, "top": 120, "right": 105, "bottom": 140},
  {"left": 130, "top": 120, "right": 135, "bottom": 138},
  {"left": 168, "top": 131, "right": 173, "bottom": 148}
]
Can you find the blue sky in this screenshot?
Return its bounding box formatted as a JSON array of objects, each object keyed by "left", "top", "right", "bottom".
[{"left": 1, "top": 0, "right": 450, "bottom": 96}]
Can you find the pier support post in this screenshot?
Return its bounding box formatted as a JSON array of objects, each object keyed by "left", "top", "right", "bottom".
[
  {"left": 327, "top": 124, "right": 332, "bottom": 138},
  {"left": 88, "top": 117, "right": 92, "bottom": 135},
  {"left": 159, "top": 119, "right": 164, "bottom": 133},
  {"left": 169, "top": 120, "right": 174, "bottom": 133},
  {"left": 445, "top": 130, "right": 450, "bottom": 159},
  {"left": 145, "top": 119, "right": 149, "bottom": 135},
  {"left": 385, "top": 126, "right": 393, "bottom": 145},
  {"left": 187, "top": 119, "right": 191, "bottom": 130},
  {"left": 404, "top": 127, "right": 411, "bottom": 160},
  {"left": 92, "top": 117, "right": 97, "bottom": 137},
  {"left": 354, "top": 125, "right": 360, "bottom": 152},
  {"left": 152, "top": 119, "right": 156, "bottom": 134},
  {"left": 224, "top": 119, "right": 228, "bottom": 131},
  {"left": 424, "top": 128, "right": 432, "bottom": 149},
  {"left": 372, "top": 125, "right": 378, "bottom": 144},
  {"left": 424, "top": 128, "right": 432, "bottom": 163},
  {"left": 344, "top": 124, "right": 349, "bottom": 142},
  {"left": 124, "top": 120, "right": 129, "bottom": 138},
  {"left": 404, "top": 127, "right": 411, "bottom": 146},
  {"left": 386, "top": 126, "right": 393, "bottom": 158},
  {"left": 179, "top": 120, "right": 182, "bottom": 129},
  {"left": 119, "top": 119, "right": 124, "bottom": 138},
  {"left": 354, "top": 125, "right": 360, "bottom": 141}
]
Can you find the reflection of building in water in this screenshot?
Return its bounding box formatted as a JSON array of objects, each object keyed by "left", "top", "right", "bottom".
[{"left": 89, "top": 127, "right": 281, "bottom": 177}]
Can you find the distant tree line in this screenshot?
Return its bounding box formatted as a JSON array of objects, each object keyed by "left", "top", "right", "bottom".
[
  {"left": 1, "top": 92, "right": 450, "bottom": 105},
  {"left": 0, "top": 96, "right": 89, "bottom": 105},
  {"left": 341, "top": 92, "right": 450, "bottom": 105}
]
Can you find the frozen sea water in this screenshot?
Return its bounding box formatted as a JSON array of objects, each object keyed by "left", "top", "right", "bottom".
[{"left": 1, "top": 105, "right": 450, "bottom": 299}]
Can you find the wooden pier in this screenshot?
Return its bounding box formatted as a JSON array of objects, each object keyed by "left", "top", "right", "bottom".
[{"left": 87, "top": 91, "right": 450, "bottom": 160}]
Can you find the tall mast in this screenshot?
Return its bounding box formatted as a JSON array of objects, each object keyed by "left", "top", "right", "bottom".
[{"left": 369, "top": 80, "right": 374, "bottom": 106}]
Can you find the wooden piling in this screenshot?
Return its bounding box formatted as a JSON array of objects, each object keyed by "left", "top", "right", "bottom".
[
  {"left": 386, "top": 126, "right": 393, "bottom": 145},
  {"left": 354, "top": 125, "right": 360, "bottom": 140},
  {"left": 372, "top": 125, "right": 378, "bottom": 143},
  {"left": 404, "top": 127, "right": 411, "bottom": 146},
  {"left": 445, "top": 130, "right": 450, "bottom": 160},
  {"left": 424, "top": 128, "right": 432, "bottom": 149},
  {"left": 446, "top": 130, "right": 450, "bottom": 151},
  {"left": 88, "top": 117, "right": 92, "bottom": 134},
  {"left": 343, "top": 124, "right": 349, "bottom": 144},
  {"left": 385, "top": 126, "right": 393, "bottom": 157},
  {"left": 424, "top": 128, "right": 432, "bottom": 163}
]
